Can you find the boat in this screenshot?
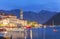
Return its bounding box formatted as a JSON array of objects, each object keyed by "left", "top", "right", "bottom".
[{"left": 50, "top": 20, "right": 55, "bottom": 27}]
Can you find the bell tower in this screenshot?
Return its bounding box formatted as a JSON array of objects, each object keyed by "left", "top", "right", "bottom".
[{"left": 20, "top": 9, "right": 23, "bottom": 20}]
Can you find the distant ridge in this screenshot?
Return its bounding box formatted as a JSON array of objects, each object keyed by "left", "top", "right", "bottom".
[{"left": 44, "top": 13, "right": 60, "bottom": 25}]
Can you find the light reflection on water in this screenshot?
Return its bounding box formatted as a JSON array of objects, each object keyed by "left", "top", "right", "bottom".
[
  {"left": 26, "top": 26, "right": 60, "bottom": 39},
  {"left": 0, "top": 26, "right": 60, "bottom": 39}
]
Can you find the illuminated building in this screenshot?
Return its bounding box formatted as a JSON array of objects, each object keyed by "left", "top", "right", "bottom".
[
  {"left": 0, "top": 9, "right": 43, "bottom": 29},
  {"left": 20, "top": 9, "right": 23, "bottom": 20}
]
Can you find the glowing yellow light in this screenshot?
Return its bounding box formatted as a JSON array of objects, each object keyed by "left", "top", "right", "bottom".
[
  {"left": 0, "top": 19, "right": 10, "bottom": 26},
  {"left": 2, "top": 19, "right": 9, "bottom": 25}
]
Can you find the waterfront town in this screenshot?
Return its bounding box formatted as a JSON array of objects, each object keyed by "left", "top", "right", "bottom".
[
  {"left": 0, "top": 9, "right": 42, "bottom": 29},
  {"left": 0, "top": 9, "right": 43, "bottom": 39},
  {"left": 0, "top": 0, "right": 60, "bottom": 39}
]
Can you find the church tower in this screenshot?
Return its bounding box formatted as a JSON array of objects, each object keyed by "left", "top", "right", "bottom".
[{"left": 20, "top": 9, "right": 23, "bottom": 20}]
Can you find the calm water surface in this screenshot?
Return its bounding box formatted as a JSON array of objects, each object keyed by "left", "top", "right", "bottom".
[
  {"left": 27, "top": 26, "right": 60, "bottom": 39},
  {"left": 0, "top": 26, "right": 60, "bottom": 39}
]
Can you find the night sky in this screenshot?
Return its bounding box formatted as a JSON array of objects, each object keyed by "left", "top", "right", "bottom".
[{"left": 0, "top": 0, "right": 60, "bottom": 12}]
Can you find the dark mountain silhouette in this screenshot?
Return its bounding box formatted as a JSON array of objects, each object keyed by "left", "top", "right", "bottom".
[
  {"left": 43, "top": 13, "right": 60, "bottom": 25},
  {"left": 38, "top": 10, "right": 57, "bottom": 24},
  {"left": 0, "top": 9, "right": 59, "bottom": 25}
]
